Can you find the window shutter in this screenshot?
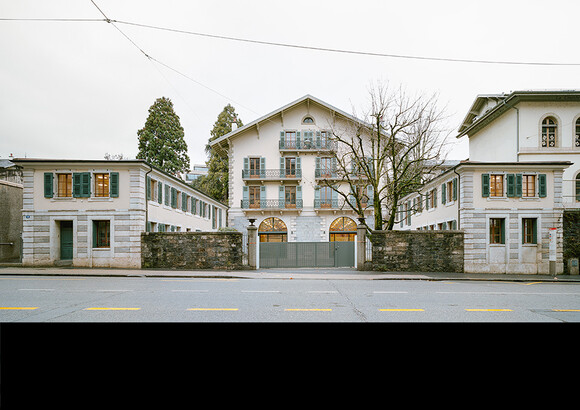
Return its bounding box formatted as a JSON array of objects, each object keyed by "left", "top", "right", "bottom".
[
  {"left": 81, "top": 172, "right": 91, "bottom": 197},
  {"left": 452, "top": 220, "right": 457, "bottom": 230},
  {"left": 433, "top": 188, "right": 437, "bottom": 207},
  {"left": 158, "top": 182, "right": 162, "bottom": 204},
  {"left": 171, "top": 187, "right": 177, "bottom": 208},
  {"left": 426, "top": 192, "right": 430, "bottom": 210},
  {"left": 146, "top": 176, "right": 151, "bottom": 200},
  {"left": 515, "top": 174, "right": 522, "bottom": 197},
  {"left": 482, "top": 174, "right": 490, "bottom": 197},
  {"left": 73, "top": 173, "right": 81, "bottom": 197},
  {"left": 441, "top": 183, "right": 446, "bottom": 204},
  {"left": 164, "top": 185, "right": 170, "bottom": 206},
  {"left": 533, "top": 219, "right": 537, "bottom": 244},
  {"left": 315, "top": 131, "right": 321, "bottom": 148},
  {"left": 260, "top": 157, "right": 266, "bottom": 178},
  {"left": 279, "top": 157, "right": 284, "bottom": 178},
  {"left": 44, "top": 172, "right": 53, "bottom": 198},
  {"left": 506, "top": 174, "right": 515, "bottom": 197},
  {"left": 242, "top": 186, "right": 248, "bottom": 207},
  {"left": 243, "top": 157, "right": 249, "bottom": 177},
  {"left": 452, "top": 178, "right": 458, "bottom": 201},
  {"left": 501, "top": 219, "right": 506, "bottom": 244},
  {"left": 279, "top": 131, "right": 285, "bottom": 148},
  {"left": 297, "top": 185, "right": 302, "bottom": 207},
  {"left": 279, "top": 185, "right": 284, "bottom": 205},
  {"left": 110, "top": 172, "right": 119, "bottom": 198},
  {"left": 296, "top": 157, "right": 301, "bottom": 173},
  {"left": 538, "top": 174, "right": 547, "bottom": 197},
  {"left": 314, "top": 185, "right": 320, "bottom": 206},
  {"left": 367, "top": 185, "right": 374, "bottom": 206},
  {"left": 182, "top": 194, "right": 188, "bottom": 212},
  {"left": 296, "top": 131, "right": 301, "bottom": 149},
  {"left": 315, "top": 157, "right": 320, "bottom": 176}
]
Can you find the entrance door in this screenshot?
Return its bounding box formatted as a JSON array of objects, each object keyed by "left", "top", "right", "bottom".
[{"left": 60, "top": 221, "right": 73, "bottom": 260}]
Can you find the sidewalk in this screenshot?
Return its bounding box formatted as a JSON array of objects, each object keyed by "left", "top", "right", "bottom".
[{"left": 1, "top": 265, "right": 579, "bottom": 282}]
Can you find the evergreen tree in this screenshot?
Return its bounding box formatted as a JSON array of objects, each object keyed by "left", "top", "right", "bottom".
[
  {"left": 192, "top": 104, "right": 242, "bottom": 203},
  {"left": 137, "top": 97, "right": 190, "bottom": 175}
]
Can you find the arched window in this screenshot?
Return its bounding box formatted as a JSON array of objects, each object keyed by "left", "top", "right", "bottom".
[
  {"left": 302, "top": 116, "right": 314, "bottom": 124},
  {"left": 541, "top": 116, "right": 557, "bottom": 147},
  {"left": 259, "top": 217, "right": 287, "bottom": 242},
  {"left": 329, "top": 217, "right": 357, "bottom": 242},
  {"left": 575, "top": 117, "right": 580, "bottom": 147}
]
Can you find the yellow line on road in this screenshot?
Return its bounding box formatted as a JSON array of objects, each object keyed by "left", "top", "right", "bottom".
[
  {"left": 84, "top": 307, "right": 141, "bottom": 311},
  {"left": 523, "top": 282, "right": 543, "bottom": 286},
  {"left": 465, "top": 308, "right": 512, "bottom": 312},
  {"left": 187, "top": 308, "right": 238, "bottom": 311},
  {"left": 552, "top": 309, "right": 580, "bottom": 312},
  {"left": 379, "top": 308, "right": 424, "bottom": 312},
  {"left": 285, "top": 308, "right": 332, "bottom": 311},
  {"left": 0, "top": 307, "right": 38, "bottom": 310}
]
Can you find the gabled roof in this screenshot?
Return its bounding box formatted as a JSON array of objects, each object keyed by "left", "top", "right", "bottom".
[
  {"left": 208, "top": 94, "right": 372, "bottom": 157},
  {"left": 457, "top": 89, "right": 580, "bottom": 138}
]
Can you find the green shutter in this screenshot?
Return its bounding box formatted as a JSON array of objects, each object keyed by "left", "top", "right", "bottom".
[
  {"left": 501, "top": 219, "right": 506, "bottom": 244},
  {"left": 452, "top": 178, "right": 458, "bottom": 201},
  {"left": 171, "top": 187, "right": 177, "bottom": 208},
  {"left": 73, "top": 173, "right": 81, "bottom": 197},
  {"left": 441, "top": 183, "right": 446, "bottom": 204},
  {"left": 533, "top": 219, "right": 537, "bottom": 244},
  {"left": 482, "top": 174, "right": 490, "bottom": 197},
  {"left": 243, "top": 157, "right": 249, "bottom": 176},
  {"left": 158, "top": 182, "right": 163, "bottom": 204},
  {"left": 242, "top": 186, "right": 248, "bottom": 208},
  {"left": 506, "top": 174, "right": 515, "bottom": 197},
  {"left": 110, "top": 172, "right": 119, "bottom": 198},
  {"left": 279, "top": 185, "right": 284, "bottom": 205},
  {"left": 280, "top": 131, "right": 285, "bottom": 148},
  {"left": 433, "top": 188, "right": 437, "bottom": 207},
  {"left": 538, "top": 174, "right": 547, "bottom": 197},
  {"left": 297, "top": 185, "right": 302, "bottom": 208},
  {"left": 515, "top": 174, "right": 522, "bottom": 197},
  {"left": 80, "top": 172, "right": 91, "bottom": 197},
  {"left": 146, "top": 176, "right": 151, "bottom": 200},
  {"left": 44, "top": 172, "right": 53, "bottom": 198},
  {"left": 260, "top": 157, "right": 266, "bottom": 178},
  {"left": 165, "top": 185, "right": 170, "bottom": 206}
]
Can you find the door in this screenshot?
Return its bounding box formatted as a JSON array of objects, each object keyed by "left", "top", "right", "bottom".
[{"left": 60, "top": 221, "right": 73, "bottom": 260}]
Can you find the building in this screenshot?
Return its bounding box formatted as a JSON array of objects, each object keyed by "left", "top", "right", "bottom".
[
  {"left": 396, "top": 160, "right": 571, "bottom": 274},
  {"left": 13, "top": 158, "right": 227, "bottom": 268},
  {"left": 184, "top": 164, "right": 209, "bottom": 183},
  {"left": 395, "top": 89, "right": 580, "bottom": 274},
  {"left": 457, "top": 90, "right": 580, "bottom": 208},
  {"left": 209, "top": 94, "right": 375, "bottom": 243}
]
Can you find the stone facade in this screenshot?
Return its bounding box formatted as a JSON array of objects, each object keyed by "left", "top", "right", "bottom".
[
  {"left": 370, "top": 230, "right": 464, "bottom": 273},
  {"left": 141, "top": 232, "right": 244, "bottom": 270},
  {"left": 0, "top": 180, "right": 23, "bottom": 262}
]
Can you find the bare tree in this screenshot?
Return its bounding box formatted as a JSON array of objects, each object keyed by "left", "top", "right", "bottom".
[{"left": 323, "top": 82, "right": 451, "bottom": 231}]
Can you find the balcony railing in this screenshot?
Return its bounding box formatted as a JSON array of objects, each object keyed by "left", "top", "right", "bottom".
[
  {"left": 241, "top": 199, "right": 303, "bottom": 210},
  {"left": 314, "top": 199, "right": 372, "bottom": 209},
  {"left": 315, "top": 169, "right": 339, "bottom": 179},
  {"left": 242, "top": 169, "right": 302, "bottom": 180},
  {"left": 279, "top": 139, "right": 337, "bottom": 151}
]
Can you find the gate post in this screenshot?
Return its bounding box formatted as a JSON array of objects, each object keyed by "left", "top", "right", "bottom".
[
  {"left": 247, "top": 223, "right": 258, "bottom": 270},
  {"left": 357, "top": 221, "right": 366, "bottom": 270}
]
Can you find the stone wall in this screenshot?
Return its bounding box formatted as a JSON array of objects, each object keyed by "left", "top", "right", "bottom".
[
  {"left": 370, "top": 230, "right": 464, "bottom": 273},
  {"left": 563, "top": 210, "right": 580, "bottom": 274},
  {"left": 141, "top": 231, "right": 245, "bottom": 270},
  {"left": 0, "top": 181, "right": 23, "bottom": 262}
]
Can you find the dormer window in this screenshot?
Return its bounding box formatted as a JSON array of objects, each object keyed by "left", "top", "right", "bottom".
[
  {"left": 541, "top": 116, "right": 557, "bottom": 147},
  {"left": 302, "top": 116, "right": 314, "bottom": 124}
]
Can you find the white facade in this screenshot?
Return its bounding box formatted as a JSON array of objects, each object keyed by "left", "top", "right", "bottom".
[
  {"left": 209, "top": 95, "right": 374, "bottom": 241},
  {"left": 457, "top": 90, "right": 580, "bottom": 209},
  {"left": 14, "top": 159, "right": 227, "bottom": 268}
]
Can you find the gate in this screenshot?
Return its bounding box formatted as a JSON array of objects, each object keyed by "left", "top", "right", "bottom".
[{"left": 259, "top": 241, "right": 354, "bottom": 268}]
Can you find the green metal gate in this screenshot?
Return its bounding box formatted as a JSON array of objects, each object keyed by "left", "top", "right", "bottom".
[{"left": 259, "top": 241, "right": 354, "bottom": 268}]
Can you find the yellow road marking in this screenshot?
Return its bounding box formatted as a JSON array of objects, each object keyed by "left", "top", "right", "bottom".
[
  {"left": 84, "top": 307, "right": 140, "bottom": 311},
  {"left": 523, "top": 282, "right": 543, "bottom": 286},
  {"left": 379, "top": 308, "right": 424, "bottom": 312},
  {"left": 187, "top": 308, "right": 238, "bottom": 311},
  {"left": 552, "top": 309, "right": 580, "bottom": 312},
  {"left": 465, "top": 308, "right": 512, "bottom": 312},
  {"left": 285, "top": 308, "right": 332, "bottom": 312},
  {"left": 0, "top": 307, "right": 38, "bottom": 310}
]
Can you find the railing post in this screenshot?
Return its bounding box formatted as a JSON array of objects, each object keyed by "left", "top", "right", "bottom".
[{"left": 247, "top": 221, "right": 258, "bottom": 270}]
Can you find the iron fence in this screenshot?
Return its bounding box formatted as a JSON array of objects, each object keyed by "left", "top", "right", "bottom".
[{"left": 241, "top": 199, "right": 303, "bottom": 210}]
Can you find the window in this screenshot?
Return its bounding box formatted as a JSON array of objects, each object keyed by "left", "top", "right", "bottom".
[
  {"left": 94, "top": 173, "right": 109, "bottom": 197},
  {"left": 285, "top": 186, "right": 296, "bottom": 208},
  {"left": 249, "top": 186, "right": 261, "bottom": 208},
  {"left": 489, "top": 218, "right": 505, "bottom": 244},
  {"left": 93, "top": 220, "right": 110, "bottom": 248},
  {"left": 57, "top": 174, "right": 72, "bottom": 197},
  {"left": 576, "top": 118, "right": 580, "bottom": 147},
  {"left": 522, "top": 175, "right": 536, "bottom": 197},
  {"left": 302, "top": 116, "right": 314, "bottom": 124},
  {"left": 319, "top": 186, "right": 333, "bottom": 208},
  {"left": 428, "top": 188, "right": 437, "bottom": 209},
  {"left": 285, "top": 131, "right": 296, "bottom": 149},
  {"left": 259, "top": 217, "right": 287, "bottom": 242},
  {"left": 249, "top": 157, "right": 261, "bottom": 178},
  {"left": 490, "top": 174, "right": 503, "bottom": 197},
  {"left": 541, "top": 116, "right": 557, "bottom": 147},
  {"left": 329, "top": 217, "right": 356, "bottom": 242},
  {"left": 319, "top": 157, "right": 333, "bottom": 178},
  {"left": 285, "top": 157, "right": 296, "bottom": 177},
  {"left": 522, "top": 218, "right": 537, "bottom": 244}
]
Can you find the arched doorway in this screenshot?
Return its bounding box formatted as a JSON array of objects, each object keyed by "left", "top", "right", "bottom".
[
  {"left": 259, "top": 217, "right": 287, "bottom": 242},
  {"left": 329, "top": 217, "right": 357, "bottom": 242}
]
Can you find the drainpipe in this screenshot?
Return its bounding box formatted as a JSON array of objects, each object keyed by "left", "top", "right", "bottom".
[
  {"left": 453, "top": 166, "right": 461, "bottom": 230},
  {"left": 145, "top": 164, "right": 153, "bottom": 232}
]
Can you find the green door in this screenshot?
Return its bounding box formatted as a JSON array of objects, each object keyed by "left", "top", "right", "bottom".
[
  {"left": 60, "top": 221, "right": 73, "bottom": 260},
  {"left": 334, "top": 241, "right": 354, "bottom": 267}
]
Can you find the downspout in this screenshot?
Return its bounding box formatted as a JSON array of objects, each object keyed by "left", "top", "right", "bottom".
[{"left": 452, "top": 166, "right": 461, "bottom": 230}]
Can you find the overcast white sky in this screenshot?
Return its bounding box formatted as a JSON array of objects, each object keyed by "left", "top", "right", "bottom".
[{"left": 1, "top": 0, "right": 579, "bottom": 166}]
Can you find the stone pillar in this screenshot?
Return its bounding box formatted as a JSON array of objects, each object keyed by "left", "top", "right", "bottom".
[
  {"left": 247, "top": 225, "right": 258, "bottom": 269},
  {"left": 357, "top": 223, "right": 367, "bottom": 270}
]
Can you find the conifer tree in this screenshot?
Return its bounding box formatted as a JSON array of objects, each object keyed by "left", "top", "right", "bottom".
[{"left": 137, "top": 97, "right": 190, "bottom": 175}]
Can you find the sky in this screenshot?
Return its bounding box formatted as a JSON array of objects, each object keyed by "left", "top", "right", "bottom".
[{"left": 1, "top": 0, "right": 579, "bottom": 167}]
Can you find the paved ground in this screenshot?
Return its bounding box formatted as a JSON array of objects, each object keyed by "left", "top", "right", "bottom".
[{"left": 1, "top": 265, "right": 580, "bottom": 282}]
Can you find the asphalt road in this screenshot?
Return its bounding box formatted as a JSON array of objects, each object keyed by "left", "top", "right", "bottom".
[{"left": 1, "top": 274, "right": 580, "bottom": 322}]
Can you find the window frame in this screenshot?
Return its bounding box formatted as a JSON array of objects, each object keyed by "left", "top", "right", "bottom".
[
  {"left": 540, "top": 116, "right": 558, "bottom": 148},
  {"left": 94, "top": 173, "right": 110, "bottom": 198},
  {"left": 93, "top": 220, "right": 111, "bottom": 249},
  {"left": 522, "top": 218, "right": 537, "bottom": 245},
  {"left": 57, "top": 173, "right": 73, "bottom": 198},
  {"left": 489, "top": 218, "right": 505, "bottom": 244}
]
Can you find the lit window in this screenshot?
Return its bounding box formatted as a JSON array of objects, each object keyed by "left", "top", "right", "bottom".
[
  {"left": 94, "top": 173, "right": 109, "bottom": 197},
  {"left": 541, "top": 117, "right": 557, "bottom": 147},
  {"left": 490, "top": 175, "right": 503, "bottom": 197},
  {"left": 57, "top": 174, "right": 72, "bottom": 197},
  {"left": 522, "top": 175, "right": 536, "bottom": 197}
]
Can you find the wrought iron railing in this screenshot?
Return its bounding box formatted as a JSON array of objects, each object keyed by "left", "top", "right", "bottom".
[
  {"left": 279, "top": 139, "right": 337, "bottom": 151},
  {"left": 314, "top": 199, "right": 372, "bottom": 209},
  {"left": 242, "top": 169, "right": 302, "bottom": 179},
  {"left": 314, "top": 169, "right": 339, "bottom": 179},
  {"left": 241, "top": 199, "right": 303, "bottom": 209}
]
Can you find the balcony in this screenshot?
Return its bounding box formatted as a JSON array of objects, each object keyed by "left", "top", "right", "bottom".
[
  {"left": 279, "top": 139, "right": 337, "bottom": 152},
  {"left": 314, "top": 199, "right": 373, "bottom": 210},
  {"left": 242, "top": 169, "right": 301, "bottom": 181},
  {"left": 315, "top": 169, "right": 339, "bottom": 180},
  {"left": 241, "top": 199, "right": 303, "bottom": 210}
]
